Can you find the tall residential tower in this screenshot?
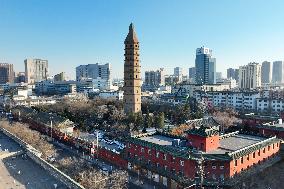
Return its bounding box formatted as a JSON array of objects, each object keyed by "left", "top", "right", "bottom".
[
  {"left": 238, "top": 62, "right": 261, "bottom": 89},
  {"left": 123, "top": 23, "right": 141, "bottom": 114},
  {"left": 261, "top": 61, "right": 272, "bottom": 84},
  {"left": 24, "top": 58, "right": 48, "bottom": 84},
  {"left": 272, "top": 61, "right": 284, "bottom": 84},
  {"left": 0, "top": 63, "right": 14, "bottom": 84},
  {"left": 195, "top": 47, "right": 216, "bottom": 84}
]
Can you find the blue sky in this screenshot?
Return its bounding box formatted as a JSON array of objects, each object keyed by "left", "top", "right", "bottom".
[{"left": 0, "top": 0, "right": 284, "bottom": 79}]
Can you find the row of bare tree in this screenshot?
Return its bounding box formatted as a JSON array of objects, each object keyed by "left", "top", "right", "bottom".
[
  {"left": 0, "top": 120, "right": 57, "bottom": 158},
  {"left": 0, "top": 120, "right": 128, "bottom": 189},
  {"left": 56, "top": 157, "right": 128, "bottom": 189}
]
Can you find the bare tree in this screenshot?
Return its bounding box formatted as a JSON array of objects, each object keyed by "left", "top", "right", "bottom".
[{"left": 0, "top": 120, "right": 57, "bottom": 158}]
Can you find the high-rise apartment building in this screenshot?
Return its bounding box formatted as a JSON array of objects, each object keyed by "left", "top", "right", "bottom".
[
  {"left": 24, "top": 59, "right": 48, "bottom": 84},
  {"left": 261, "top": 61, "right": 272, "bottom": 84},
  {"left": 272, "top": 61, "right": 284, "bottom": 84},
  {"left": 234, "top": 69, "right": 239, "bottom": 82},
  {"left": 144, "top": 68, "right": 165, "bottom": 88},
  {"left": 195, "top": 47, "right": 216, "bottom": 84},
  {"left": 216, "top": 72, "right": 222, "bottom": 80},
  {"left": 76, "top": 63, "right": 111, "bottom": 82},
  {"left": 174, "top": 67, "right": 183, "bottom": 82},
  {"left": 188, "top": 67, "right": 196, "bottom": 83},
  {"left": 239, "top": 62, "right": 261, "bottom": 89},
  {"left": 15, "top": 72, "right": 26, "bottom": 83},
  {"left": 227, "top": 68, "right": 235, "bottom": 79},
  {"left": 54, "top": 72, "right": 66, "bottom": 82},
  {"left": 0, "top": 63, "right": 14, "bottom": 84},
  {"left": 123, "top": 23, "right": 141, "bottom": 113}
]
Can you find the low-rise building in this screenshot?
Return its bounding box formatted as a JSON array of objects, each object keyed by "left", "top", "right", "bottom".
[
  {"left": 125, "top": 124, "right": 281, "bottom": 188},
  {"left": 256, "top": 98, "right": 284, "bottom": 113},
  {"left": 35, "top": 80, "right": 77, "bottom": 95},
  {"left": 172, "top": 83, "right": 231, "bottom": 97},
  {"left": 193, "top": 90, "right": 260, "bottom": 111},
  {"left": 256, "top": 119, "right": 284, "bottom": 140},
  {"left": 98, "top": 90, "right": 123, "bottom": 100},
  {"left": 13, "top": 96, "right": 56, "bottom": 106}
]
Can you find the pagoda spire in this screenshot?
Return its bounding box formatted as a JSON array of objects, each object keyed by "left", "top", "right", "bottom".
[{"left": 125, "top": 23, "right": 138, "bottom": 43}]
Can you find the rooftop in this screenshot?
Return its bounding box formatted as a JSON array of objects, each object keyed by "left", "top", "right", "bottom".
[
  {"left": 139, "top": 135, "right": 177, "bottom": 146},
  {"left": 208, "top": 134, "right": 266, "bottom": 154},
  {"left": 257, "top": 123, "right": 284, "bottom": 131}
]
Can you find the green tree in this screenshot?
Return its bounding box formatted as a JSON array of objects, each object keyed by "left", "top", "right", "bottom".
[
  {"left": 144, "top": 109, "right": 152, "bottom": 128},
  {"left": 156, "top": 112, "right": 165, "bottom": 129},
  {"left": 180, "top": 103, "right": 191, "bottom": 123},
  {"left": 127, "top": 112, "right": 137, "bottom": 124},
  {"left": 135, "top": 112, "right": 143, "bottom": 128}
]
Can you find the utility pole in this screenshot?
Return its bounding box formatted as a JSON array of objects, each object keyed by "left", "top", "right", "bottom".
[
  {"left": 96, "top": 130, "right": 99, "bottom": 159},
  {"left": 50, "top": 119, "right": 53, "bottom": 141}
]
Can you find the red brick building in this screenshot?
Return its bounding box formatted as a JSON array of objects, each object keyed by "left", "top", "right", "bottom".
[
  {"left": 242, "top": 113, "right": 281, "bottom": 127},
  {"left": 257, "top": 121, "right": 284, "bottom": 140},
  {"left": 125, "top": 125, "right": 281, "bottom": 188}
]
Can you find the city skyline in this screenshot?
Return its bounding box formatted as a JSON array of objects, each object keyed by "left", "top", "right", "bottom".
[{"left": 1, "top": 0, "right": 284, "bottom": 79}]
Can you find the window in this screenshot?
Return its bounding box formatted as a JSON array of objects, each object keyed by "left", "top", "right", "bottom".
[
  {"left": 263, "top": 148, "right": 266, "bottom": 153},
  {"left": 268, "top": 145, "right": 270, "bottom": 151},
  {"left": 164, "top": 165, "right": 167, "bottom": 170},
  {"left": 273, "top": 144, "right": 275, "bottom": 149},
  {"left": 163, "top": 154, "right": 167, "bottom": 160},
  {"left": 212, "top": 174, "right": 216, "bottom": 180},
  {"left": 258, "top": 150, "right": 261, "bottom": 156},
  {"left": 220, "top": 165, "right": 224, "bottom": 170},
  {"left": 156, "top": 152, "right": 159, "bottom": 158},
  {"left": 253, "top": 152, "right": 255, "bottom": 158},
  {"left": 141, "top": 148, "right": 144, "bottom": 153},
  {"left": 212, "top": 162, "right": 217, "bottom": 169},
  {"left": 241, "top": 157, "right": 243, "bottom": 164},
  {"left": 247, "top": 155, "right": 249, "bottom": 161},
  {"left": 234, "top": 160, "right": 237, "bottom": 166},
  {"left": 180, "top": 160, "right": 184, "bottom": 166},
  {"left": 148, "top": 149, "right": 151, "bottom": 155}
]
